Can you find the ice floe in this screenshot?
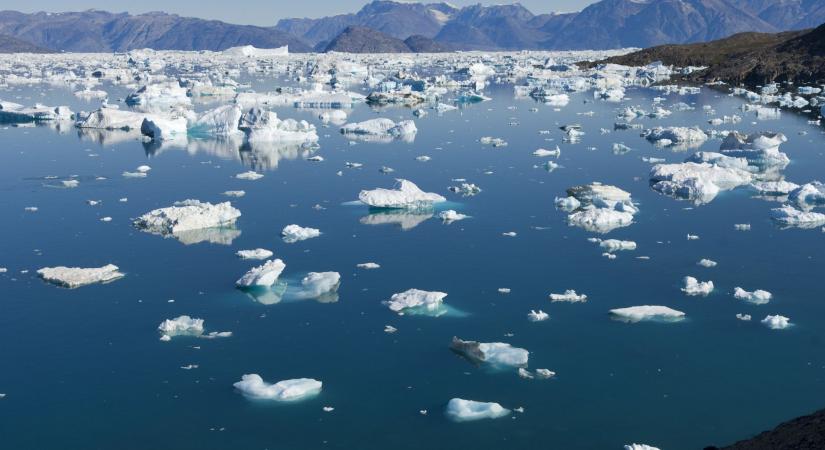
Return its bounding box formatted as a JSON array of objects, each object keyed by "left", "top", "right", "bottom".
[
  {"left": 385, "top": 289, "right": 448, "bottom": 314},
  {"left": 445, "top": 398, "right": 510, "bottom": 422},
  {"left": 236, "top": 249, "right": 273, "bottom": 260},
  {"left": 236, "top": 259, "right": 286, "bottom": 288},
  {"left": 359, "top": 179, "right": 445, "bottom": 209},
  {"left": 281, "top": 224, "right": 321, "bottom": 243},
  {"left": 549, "top": 290, "right": 587, "bottom": 303},
  {"left": 134, "top": 200, "right": 241, "bottom": 237},
  {"left": 233, "top": 374, "right": 322, "bottom": 401},
  {"left": 733, "top": 287, "right": 772, "bottom": 305},
  {"left": 761, "top": 315, "right": 791, "bottom": 330},
  {"left": 450, "top": 337, "right": 529, "bottom": 367},
  {"left": 37, "top": 264, "right": 124, "bottom": 288},
  {"left": 681, "top": 276, "right": 714, "bottom": 296},
  {"left": 609, "top": 306, "right": 685, "bottom": 323}
]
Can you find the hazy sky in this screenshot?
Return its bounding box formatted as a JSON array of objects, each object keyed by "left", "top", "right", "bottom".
[{"left": 0, "top": 1, "right": 598, "bottom": 26}]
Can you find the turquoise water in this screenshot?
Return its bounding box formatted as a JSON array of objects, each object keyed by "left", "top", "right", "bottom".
[{"left": 1, "top": 81, "right": 824, "bottom": 449}]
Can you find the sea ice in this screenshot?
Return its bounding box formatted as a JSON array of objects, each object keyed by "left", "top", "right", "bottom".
[
  {"left": 340, "top": 118, "right": 417, "bottom": 142},
  {"left": 527, "top": 310, "right": 549, "bottom": 322},
  {"left": 158, "top": 315, "right": 204, "bottom": 339},
  {"left": 134, "top": 200, "right": 241, "bottom": 235},
  {"left": 549, "top": 290, "right": 587, "bottom": 303},
  {"left": 761, "top": 315, "right": 791, "bottom": 330}
]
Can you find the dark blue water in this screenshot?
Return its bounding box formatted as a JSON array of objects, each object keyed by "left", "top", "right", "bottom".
[{"left": 1, "top": 81, "right": 824, "bottom": 449}]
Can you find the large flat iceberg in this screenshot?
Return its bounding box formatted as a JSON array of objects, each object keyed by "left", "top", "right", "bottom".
[
  {"left": 37, "top": 264, "right": 124, "bottom": 288},
  {"left": 359, "top": 179, "right": 445, "bottom": 209}
]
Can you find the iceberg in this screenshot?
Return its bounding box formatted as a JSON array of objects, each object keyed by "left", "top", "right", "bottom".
[
  {"left": 445, "top": 398, "right": 510, "bottom": 422},
  {"left": 643, "top": 126, "right": 708, "bottom": 150},
  {"left": 341, "top": 118, "right": 417, "bottom": 143},
  {"left": 158, "top": 315, "right": 204, "bottom": 339},
  {"left": 134, "top": 200, "right": 241, "bottom": 236},
  {"left": 385, "top": 289, "right": 447, "bottom": 313},
  {"left": 789, "top": 182, "right": 825, "bottom": 210},
  {"left": 294, "top": 272, "right": 341, "bottom": 302},
  {"left": 359, "top": 179, "right": 445, "bottom": 209},
  {"left": 762, "top": 315, "right": 791, "bottom": 330},
  {"left": 609, "top": 305, "right": 685, "bottom": 323},
  {"left": 598, "top": 239, "right": 636, "bottom": 253},
  {"left": 681, "top": 276, "right": 714, "bottom": 296},
  {"left": 562, "top": 182, "right": 638, "bottom": 233},
  {"left": 37, "top": 264, "right": 124, "bottom": 288},
  {"left": 438, "top": 210, "right": 468, "bottom": 223},
  {"left": 450, "top": 337, "right": 529, "bottom": 367},
  {"left": 236, "top": 249, "right": 274, "bottom": 260},
  {"left": 771, "top": 205, "right": 825, "bottom": 229},
  {"left": 698, "top": 259, "right": 717, "bottom": 268},
  {"left": 191, "top": 105, "right": 242, "bottom": 136},
  {"left": 125, "top": 82, "right": 190, "bottom": 107},
  {"left": 649, "top": 161, "right": 752, "bottom": 205},
  {"left": 527, "top": 310, "right": 549, "bottom": 322},
  {"left": 239, "top": 108, "right": 318, "bottom": 144},
  {"left": 281, "top": 224, "right": 321, "bottom": 243},
  {"left": 624, "top": 445, "right": 660, "bottom": 450},
  {"left": 233, "top": 374, "right": 322, "bottom": 401},
  {"left": 734, "top": 287, "right": 772, "bottom": 305},
  {"left": 236, "top": 259, "right": 286, "bottom": 288},
  {"left": 549, "top": 290, "right": 588, "bottom": 303},
  {"left": 140, "top": 116, "right": 187, "bottom": 141}
]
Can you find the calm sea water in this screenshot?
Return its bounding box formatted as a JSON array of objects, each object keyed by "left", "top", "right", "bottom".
[{"left": 1, "top": 80, "right": 824, "bottom": 450}]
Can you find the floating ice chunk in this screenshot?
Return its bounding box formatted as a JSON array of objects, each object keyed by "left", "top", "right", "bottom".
[
  {"left": 761, "top": 315, "right": 791, "bottom": 330},
  {"left": 750, "top": 181, "right": 798, "bottom": 196},
  {"left": 236, "top": 171, "right": 263, "bottom": 180},
  {"left": 140, "top": 116, "right": 187, "bottom": 141},
  {"left": 126, "top": 82, "right": 189, "bottom": 107},
  {"left": 122, "top": 171, "right": 147, "bottom": 178},
  {"left": 357, "top": 262, "right": 380, "bottom": 269},
  {"left": 771, "top": 205, "right": 825, "bottom": 229},
  {"left": 134, "top": 200, "right": 241, "bottom": 235},
  {"left": 736, "top": 313, "right": 752, "bottom": 321},
  {"left": 698, "top": 259, "right": 717, "bottom": 268},
  {"left": 518, "top": 367, "right": 534, "bottom": 379},
  {"left": 445, "top": 398, "right": 510, "bottom": 422},
  {"left": 598, "top": 239, "right": 636, "bottom": 253},
  {"left": 239, "top": 108, "right": 318, "bottom": 144},
  {"left": 37, "top": 264, "right": 124, "bottom": 288},
  {"left": 340, "top": 118, "right": 416, "bottom": 142},
  {"left": 567, "top": 207, "right": 635, "bottom": 234},
  {"left": 480, "top": 136, "right": 508, "bottom": 147},
  {"left": 439, "top": 210, "right": 468, "bottom": 223},
  {"left": 386, "top": 289, "right": 447, "bottom": 313},
  {"left": 158, "top": 315, "right": 204, "bottom": 339},
  {"left": 649, "top": 161, "right": 752, "bottom": 205},
  {"left": 450, "top": 337, "right": 529, "bottom": 367},
  {"left": 191, "top": 105, "right": 242, "bottom": 136},
  {"left": 734, "top": 287, "right": 772, "bottom": 305},
  {"left": 281, "top": 224, "right": 321, "bottom": 243},
  {"left": 359, "top": 179, "right": 445, "bottom": 209},
  {"left": 789, "top": 182, "right": 825, "bottom": 210},
  {"left": 233, "top": 374, "right": 322, "bottom": 401},
  {"left": 682, "top": 276, "right": 713, "bottom": 296},
  {"left": 563, "top": 183, "right": 638, "bottom": 233},
  {"left": 75, "top": 107, "right": 149, "bottom": 130},
  {"left": 719, "top": 131, "right": 789, "bottom": 170},
  {"left": 295, "top": 272, "right": 341, "bottom": 301},
  {"left": 624, "top": 444, "right": 660, "bottom": 450},
  {"left": 498, "top": 288, "right": 511, "bottom": 294},
  {"left": 449, "top": 183, "right": 481, "bottom": 196},
  {"left": 62, "top": 180, "right": 79, "bottom": 188},
  {"left": 384, "top": 325, "right": 397, "bottom": 333},
  {"left": 533, "top": 147, "right": 560, "bottom": 157},
  {"left": 549, "top": 290, "right": 587, "bottom": 303},
  {"left": 319, "top": 110, "right": 347, "bottom": 125},
  {"left": 236, "top": 259, "right": 286, "bottom": 288},
  {"left": 527, "top": 310, "right": 549, "bottom": 322},
  {"left": 644, "top": 126, "right": 708, "bottom": 149},
  {"left": 609, "top": 305, "right": 685, "bottom": 323},
  {"left": 223, "top": 190, "right": 245, "bottom": 198},
  {"left": 554, "top": 196, "right": 581, "bottom": 212},
  {"left": 687, "top": 234, "right": 699, "bottom": 240}
]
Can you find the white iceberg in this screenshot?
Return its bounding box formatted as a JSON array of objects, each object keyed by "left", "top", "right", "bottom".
[
  {"left": 549, "top": 290, "right": 587, "bottom": 303},
  {"left": 734, "top": 287, "right": 772, "bottom": 305},
  {"left": 191, "top": 105, "right": 242, "bottom": 136},
  {"left": 158, "top": 315, "right": 204, "bottom": 339},
  {"left": 445, "top": 398, "right": 510, "bottom": 422},
  {"left": 236, "top": 259, "right": 286, "bottom": 288},
  {"left": 385, "top": 289, "right": 447, "bottom": 313},
  {"left": 282, "top": 224, "right": 321, "bottom": 243},
  {"left": 239, "top": 108, "right": 318, "bottom": 144},
  {"left": 527, "top": 310, "right": 549, "bottom": 322},
  {"left": 233, "top": 374, "right": 322, "bottom": 401},
  {"left": 682, "top": 276, "right": 714, "bottom": 296},
  {"left": 134, "top": 200, "right": 241, "bottom": 235},
  {"left": 761, "top": 315, "right": 791, "bottom": 330},
  {"left": 236, "top": 249, "right": 273, "bottom": 260},
  {"left": 359, "top": 179, "right": 445, "bottom": 209},
  {"left": 140, "top": 116, "right": 187, "bottom": 141},
  {"left": 37, "top": 264, "right": 124, "bottom": 288},
  {"left": 610, "top": 305, "right": 685, "bottom": 323},
  {"left": 450, "top": 337, "right": 529, "bottom": 367},
  {"left": 341, "top": 118, "right": 417, "bottom": 142},
  {"left": 771, "top": 205, "right": 825, "bottom": 229},
  {"left": 295, "top": 272, "right": 341, "bottom": 301}
]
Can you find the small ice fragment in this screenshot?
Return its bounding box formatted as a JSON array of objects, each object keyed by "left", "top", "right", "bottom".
[
  {"left": 223, "top": 190, "right": 246, "bottom": 198},
  {"left": 323, "top": 406, "right": 334, "bottom": 412},
  {"left": 734, "top": 223, "right": 751, "bottom": 231},
  {"left": 736, "top": 313, "right": 752, "bottom": 321},
  {"left": 450, "top": 337, "right": 529, "bottom": 366},
  {"left": 502, "top": 232, "right": 517, "bottom": 237},
  {"left": 25, "top": 206, "right": 38, "bottom": 212},
  {"left": 158, "top": 315, "right": 204, "bottom": 339},
  {"left": 357, "top": 262, "right": 381, "bottom": 269},
  {"left": 535, "top": 369, "right": 555, "bottom": 379},
  {"left": 624, "top": 444, "right": 660, "bottom": 450},
  {"left": 100, "top": 217, "right": 112, "bottom": 222},
  {"left": 687, "top": 234, "right": 699, "bottom": 240},
  {"left": 609, "top": 305, "right": 685, "bottom": 323},
  {"left": 498, "top": 288, "right": 511, "bottom": 294},
  {"left": 698, "top": 259, "right": 717, "bottom": 268},
  {"left": 384, "top": 325, "right": 397, "bottom": 333},
  {"left": 62, "top": 180, "right": 79, "bottom": 188},
  {"left": 518, "top": 368, "right": 534, "bottom": 379},
  {"left": 385, "top": 289, "right": 447, "bottom": 313},
  {"left": 439, "top": 210, "right": 468, "bottom": 222}
]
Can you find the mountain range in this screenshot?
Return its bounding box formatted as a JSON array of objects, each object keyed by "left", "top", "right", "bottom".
[{"left": 0, "top": 1, "right": 823, "bottom": 53}]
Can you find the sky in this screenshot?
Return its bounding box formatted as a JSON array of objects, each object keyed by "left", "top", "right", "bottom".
[{"left": 0, "top": 1, "right": 598, "bottom": 26}]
